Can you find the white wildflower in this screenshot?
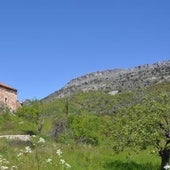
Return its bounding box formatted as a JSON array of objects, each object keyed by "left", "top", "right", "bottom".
[
  {"left": 17, "top": 152, "right": 23, "bottom": 157},
  {"left": 11, "top": 166, "right": 17, "bottom": 170},
  {"left": 151, "top": 150, "right": 155, "bottom": 153},
  {"left": 164, "top": 164, "right": 170, "bottom": 170},
  {"left": 25, "top": 146, "right": 32, "bottom": 153},
  {"left": 0, "top": 166, "right": 8, "bottom": 170},
  {"left": 56, "top": 149, "right": 62, "bottom": 157},
  {"left": 60, "top": 159, "right": 65, "bottom": 164},
  {"left": 38, "top": 137, "right": 45, "bottom": 144},
  {"left": 2, "top": 159, "right": 9, "bottom": 164},
  {"left": 0, "top": 157, "right": 3, "bottom": 163},
  {"left": 46, "top": 158, "right": 52, "bottom": 164},
  {"left": 65, "top": 163, "right": 71, "bottom": 168}
]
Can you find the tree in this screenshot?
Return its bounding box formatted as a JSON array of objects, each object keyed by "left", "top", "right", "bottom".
[
  {"left": 16, "top": 100, "right": 44, "bottom": 134},
  {"left": 112, "top": 93, "right": 170, "bottom": 170}
]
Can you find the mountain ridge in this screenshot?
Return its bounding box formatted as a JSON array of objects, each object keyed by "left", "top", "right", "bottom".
[{"left": 43, "top": 60, "right": 170, "bottom": 102}]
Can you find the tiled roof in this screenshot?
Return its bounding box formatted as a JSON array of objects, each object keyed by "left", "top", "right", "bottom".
[{"left": 0, "top": 82, "right": 17, "bottom": 92}]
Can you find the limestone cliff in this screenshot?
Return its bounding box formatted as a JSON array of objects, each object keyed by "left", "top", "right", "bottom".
[{"left": 43, "top": 61, "right": 170, "bottom": 102}]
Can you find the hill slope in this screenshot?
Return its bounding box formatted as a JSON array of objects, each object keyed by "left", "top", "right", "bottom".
[{"left": 43, "top": 61, "right": 170, "bottom": 102}]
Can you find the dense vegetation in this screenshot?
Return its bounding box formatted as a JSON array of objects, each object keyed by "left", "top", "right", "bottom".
[{"left": 0, "top": 82, "right": 169, "bottom": 169}]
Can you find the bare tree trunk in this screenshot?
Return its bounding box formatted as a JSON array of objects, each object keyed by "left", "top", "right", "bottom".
[{"left": 159, "top": 149, "right": 170, "bottom": 170}]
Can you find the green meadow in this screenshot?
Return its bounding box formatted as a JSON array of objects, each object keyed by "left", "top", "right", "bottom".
[{"left": 0, "top": 138, "right": 160, "bottom": 170}]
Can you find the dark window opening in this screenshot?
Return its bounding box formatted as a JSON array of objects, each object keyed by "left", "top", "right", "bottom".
[{"left": 5, "top": 98, "right": 7, "bottom": 103}]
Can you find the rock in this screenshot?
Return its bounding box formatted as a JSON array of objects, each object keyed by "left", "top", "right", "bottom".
[
  {"left": 43, "top": 60, "right": 170, "bottom": 102},
  {"left": 108, "top": 90, "right": 119, "bottom": 96}
]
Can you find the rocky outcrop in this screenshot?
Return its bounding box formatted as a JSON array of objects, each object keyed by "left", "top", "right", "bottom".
[{"left": 43, "top": 61, "right": 170, "bottom": 102}]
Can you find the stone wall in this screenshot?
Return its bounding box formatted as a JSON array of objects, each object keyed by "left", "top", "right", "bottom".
[{"left": 0, "top": 86, "right": 18, "bottom": 111}]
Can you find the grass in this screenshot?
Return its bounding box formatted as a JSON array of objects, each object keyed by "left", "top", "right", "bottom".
[{"left": 0, "top": 137, "right": 160, "bottom": 170}]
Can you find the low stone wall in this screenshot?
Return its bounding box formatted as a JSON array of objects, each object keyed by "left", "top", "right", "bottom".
[{"left": 0, "top": 135, "right": 31, "bottom": 141}]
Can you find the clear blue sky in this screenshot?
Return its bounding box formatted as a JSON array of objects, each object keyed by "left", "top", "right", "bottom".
[{"left": 0, "top": 0, "right": 169, "bottom": 100}]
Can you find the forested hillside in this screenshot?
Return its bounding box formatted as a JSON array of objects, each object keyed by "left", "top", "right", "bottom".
[{"left": 0, "top": 80, "right": 169, "bottom": 169}]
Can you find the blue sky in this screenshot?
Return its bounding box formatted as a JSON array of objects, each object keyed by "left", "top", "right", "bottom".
[{"left": 0, "top": 0, "right": 169, "bottom": 100}]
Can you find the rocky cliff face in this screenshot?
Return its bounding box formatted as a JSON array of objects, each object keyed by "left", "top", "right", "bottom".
[{"left": 43, "top": 61, "right": 170, "bottom": 102}]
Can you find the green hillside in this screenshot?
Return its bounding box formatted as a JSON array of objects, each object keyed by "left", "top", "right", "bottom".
[{"left": 0, "top": 82, "right": 170, "bottom": 169}]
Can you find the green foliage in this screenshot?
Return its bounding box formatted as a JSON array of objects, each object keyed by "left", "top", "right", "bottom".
[
  {"left": 67, "top": 90, "right": 138, "bottom": 115},
  {"left": 0, "top": 82, "right": 169, "bottom": 169},
  {"left": 0, "top": 110, "right": 35, "bottom": 135},
  {"left": 16, "top": 100, "right": 42, "bottom": 124},
  {"left": 111, "top": 93, "right": 170, "bottom": 153},
  {"left": 16, "top": 100, "right": 46, "bottom": 134},
  {"left": 67, "top": 113, "right": 100, "bottom": 145}
]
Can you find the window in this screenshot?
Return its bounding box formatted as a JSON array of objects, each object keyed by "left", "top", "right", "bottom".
[{"left": 5, "top": 97, "right": 7, "bottom": 103}]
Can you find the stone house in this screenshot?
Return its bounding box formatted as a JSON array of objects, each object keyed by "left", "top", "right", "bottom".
[{"left": 0, "top": 82, "right": 19, "bottom": 111}]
